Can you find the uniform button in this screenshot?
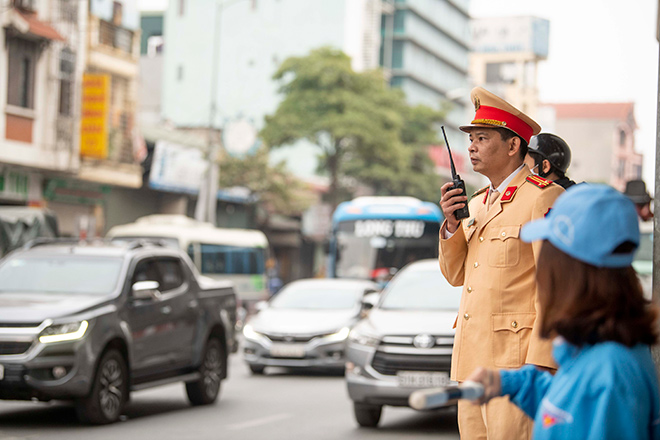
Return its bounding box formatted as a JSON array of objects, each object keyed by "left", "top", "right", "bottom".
[
  {"left": 479, "top": 237, "right": 484, "bottom": 242},
  {"left": 464, "top": 313, "right": 470, "bottom": 320},
  {"left": 467, "top": 286, "right": 472, "bottom": 293},
  {"left": 501, "top": 232, "right": 506, "bottom": 237},
  {"left": 473, "top": 262, "right": 479, "bottom": 268},
  {"left": 511, "top": 321, "right": 518, "bottom": 328}
]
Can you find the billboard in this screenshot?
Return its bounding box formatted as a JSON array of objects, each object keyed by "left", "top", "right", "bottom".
[
  {"left": 79, "top": 74, "right": 110, "bottom": 159},
  {"left": 472, "top": 16, "right": 550, "bottom": 58},
  {"left": 149, "top": 141, "right": 208, "bottom": 194}
]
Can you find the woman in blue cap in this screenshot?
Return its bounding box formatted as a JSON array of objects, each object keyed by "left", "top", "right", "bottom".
[{"left": 466, "top": 184, "right": 660, "bottom": 440}]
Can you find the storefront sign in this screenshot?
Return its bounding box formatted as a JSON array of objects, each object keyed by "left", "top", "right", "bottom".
[
  {"left": 0, "top": 170, "right": 29, "bottom": 201},
  {"left": 80, "top": 74, "right": 110, "bottom": 159},
  {"left": 44, "top": 179, "right": 110, "bottom": 205}
]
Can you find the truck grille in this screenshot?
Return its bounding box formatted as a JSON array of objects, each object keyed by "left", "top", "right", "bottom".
[{"left": 0, "top": 342, "right": 32, "bottom": 355}]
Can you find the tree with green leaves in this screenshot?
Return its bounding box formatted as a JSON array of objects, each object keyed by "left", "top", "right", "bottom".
[
  {"left": 218, "top": 147, "right": 315, "bottom": 216},
  {"left": 260, "top": 47, "right": 447, "bottom": 207}
]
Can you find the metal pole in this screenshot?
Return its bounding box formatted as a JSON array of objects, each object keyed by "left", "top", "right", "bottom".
[{"left": 195, "top": 0, "right": 223, "bottom": 223}]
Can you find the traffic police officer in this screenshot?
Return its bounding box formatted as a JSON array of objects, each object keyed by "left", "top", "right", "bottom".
[
  {"left": 524, "top": 133, "right": 576, "bottom": 189},
  {"left": 438, "top": 87, "right": 564, "bottom": 440}
]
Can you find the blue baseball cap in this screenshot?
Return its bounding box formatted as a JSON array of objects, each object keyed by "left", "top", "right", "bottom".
[{"left": 521, "top": 184, "right": 640, "bottom": 268}]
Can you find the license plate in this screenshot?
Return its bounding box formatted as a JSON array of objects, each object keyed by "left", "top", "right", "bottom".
[
  {"left": 397, "top": 371, "right": 449, "bottom": 387},
  {"left": 270, "top": 343, "right": 305, "bottom": 358},
  {"left": 0, "top": 364, "right": 4, "bottom": 380}
]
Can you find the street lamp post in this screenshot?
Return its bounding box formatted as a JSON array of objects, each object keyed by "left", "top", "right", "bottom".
[{"left": 194, "top": 0, "right": 247, "bottom": 224}]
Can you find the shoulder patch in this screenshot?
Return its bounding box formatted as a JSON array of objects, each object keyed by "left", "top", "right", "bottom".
[{"left": 526, "top": 175, "right": 552, "bottom": 188}]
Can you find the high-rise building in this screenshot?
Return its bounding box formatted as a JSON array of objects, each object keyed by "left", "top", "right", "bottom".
[
  {"left": 381, "top": 0, "right": 473, "bottom": 184},
  {"left": 469, "top": 16, "right": 549, "bottom": 117}
]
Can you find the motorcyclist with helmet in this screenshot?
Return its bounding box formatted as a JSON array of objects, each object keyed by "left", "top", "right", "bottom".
[{"left": 524, "top": 133, "right": 577, "bottom": 189}]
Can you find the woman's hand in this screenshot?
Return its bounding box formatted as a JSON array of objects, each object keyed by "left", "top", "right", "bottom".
[{"left": 465, "top": 367, "right": 501, "bottom": 405}]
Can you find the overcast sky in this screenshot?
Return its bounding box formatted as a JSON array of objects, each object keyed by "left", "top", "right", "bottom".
[{"left": 139, "top": 0, "right": 659, "bottom": 185}]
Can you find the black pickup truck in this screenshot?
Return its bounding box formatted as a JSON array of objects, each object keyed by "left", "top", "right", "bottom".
[{"left": 0, "top": 239, "right": 238, "bottom": 424}]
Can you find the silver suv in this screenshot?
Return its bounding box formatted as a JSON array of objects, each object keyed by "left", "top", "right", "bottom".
[{"left": 345, "top": 259, "right": 461, "bottom": 427}]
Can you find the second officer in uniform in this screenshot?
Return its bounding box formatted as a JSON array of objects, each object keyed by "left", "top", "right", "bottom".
[{"left": 438, "top": 87, "right": 564, "bottom": 440}]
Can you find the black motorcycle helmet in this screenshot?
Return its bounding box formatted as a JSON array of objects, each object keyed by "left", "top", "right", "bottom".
[{"left": 528, "top": 133, "right": 572, "bottom": 175}]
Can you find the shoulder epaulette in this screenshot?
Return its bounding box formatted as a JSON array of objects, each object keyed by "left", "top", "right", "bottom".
[
  {"left": 471, "top": 186, "right": 489, "bottom": 198},
  {"left": 526, "top": 175, "right": 552, "bottom": 188}
]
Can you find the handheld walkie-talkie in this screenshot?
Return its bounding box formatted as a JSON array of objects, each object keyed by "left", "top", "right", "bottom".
[{"left": 441, "top": 126, "right": 470, "bottom": 220}]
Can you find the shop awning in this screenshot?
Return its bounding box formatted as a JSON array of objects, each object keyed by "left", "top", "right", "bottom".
[{"left": 4, "top": 8, "right": 65, "bottom": 42}]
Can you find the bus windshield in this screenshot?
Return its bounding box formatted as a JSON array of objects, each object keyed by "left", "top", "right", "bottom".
[{"left": 334, "top": 219, "right": 439, "bottom": 280}]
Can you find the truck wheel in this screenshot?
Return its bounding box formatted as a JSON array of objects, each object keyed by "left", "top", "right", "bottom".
[
  {"left": 186, "top": 337, "right": 224, "bottom": 405},
  {"left": 353, "top": 402, "right": 382, "bottom": 427},
  {"left": 248, "top": 364, "right": 265, "bottom": 374},
  {"left": 75, "top": 349, "right": 128, "bottom": 424}
]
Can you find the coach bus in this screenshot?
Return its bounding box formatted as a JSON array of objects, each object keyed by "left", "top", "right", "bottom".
[{"left": 328, "top": 197, "right": 443, "bottom": 282}]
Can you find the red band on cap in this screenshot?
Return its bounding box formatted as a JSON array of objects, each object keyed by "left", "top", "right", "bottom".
[{"left": 471, "top": 105, "right": 534, "bottom": 143}]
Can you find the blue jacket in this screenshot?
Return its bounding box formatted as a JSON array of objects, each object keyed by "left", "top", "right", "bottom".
[{"left": 500, "top": 339, "right": 660, "bottom": 440}]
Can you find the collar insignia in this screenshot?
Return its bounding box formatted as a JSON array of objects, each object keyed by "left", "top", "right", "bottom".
[{"left": 500, "top": 186, "right": 517, "bottom": 202}]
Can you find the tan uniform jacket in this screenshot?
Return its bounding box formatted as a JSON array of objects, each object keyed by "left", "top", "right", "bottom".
[{"left": 439, "top": 166, "right": 564, "bottom": 381}]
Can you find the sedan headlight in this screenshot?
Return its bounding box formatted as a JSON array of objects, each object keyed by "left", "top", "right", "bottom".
[
  {"left": 39, "top": 321, "right": 89, "bottom": 344},
  {"left": 324, "top": 327, "right": 350, "bottom": 343},
  {"left": 348, "top": 326, "right": 380, "bottom": 347},
  {"left": 242, "top": 324, "right": 263, "bottom": 341}
]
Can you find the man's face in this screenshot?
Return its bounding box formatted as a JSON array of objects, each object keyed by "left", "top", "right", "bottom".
[{"left": 467, "top": 128, "right": 517, "bottom": 177}]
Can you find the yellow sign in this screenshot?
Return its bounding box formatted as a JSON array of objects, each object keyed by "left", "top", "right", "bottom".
[{"left": 80, "top": 74, "right": 110, "bottom": 159}]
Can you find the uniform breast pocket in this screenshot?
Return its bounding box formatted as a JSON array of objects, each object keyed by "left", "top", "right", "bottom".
[
  {"left": 487, "top": 225, "right": 521, "bottom": 267},
  {"left": 491, "top": 313, "right": 535, "bottom": 368}
]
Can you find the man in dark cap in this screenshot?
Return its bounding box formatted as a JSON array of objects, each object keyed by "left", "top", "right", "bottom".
[
  {"left": 524, "top": 133, "right": 576, "bottom": 189},
  {"left": 624, "top": 179, "right": 653, "bottom": 221}
]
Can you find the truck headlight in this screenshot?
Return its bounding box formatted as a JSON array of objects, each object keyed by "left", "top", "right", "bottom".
[
  {"left": 39, "top": 321, "right": 89, "bottom": 344},
  {"left": 348, "top": 327, "right": 380, "bottom": 347}
]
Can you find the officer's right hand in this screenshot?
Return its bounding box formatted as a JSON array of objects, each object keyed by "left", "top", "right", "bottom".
[{"left": 439, "top": 182, "right": 468, "bottom": 234}]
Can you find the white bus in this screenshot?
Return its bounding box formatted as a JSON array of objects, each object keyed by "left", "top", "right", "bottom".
[{"left": 106, "top": 215, "right": 270, "bottom": 310}]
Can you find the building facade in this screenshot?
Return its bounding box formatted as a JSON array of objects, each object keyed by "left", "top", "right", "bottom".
[
  {"left": 0, "top": 0, "right": 82, "bottom": 207},
  {"left": 469, "top": 16, "right": 549, "bottom": 117},
  {"left": 541, "top": 102, "right": 643, "bottom": 191},
  {"left": 0, "top": 0, "right": 145, "bottom": 238},
  {"left": 382, "top": 0, "right": 474, "bottom": 184}
]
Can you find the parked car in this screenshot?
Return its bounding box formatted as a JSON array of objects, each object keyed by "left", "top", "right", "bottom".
[
  {"left": 0, "top": 239, "right": 238, "bottom": 424},
  {"left": 634, "top": 220, "right": 653, "bottom": 300},
  {"left": 242, "top": 278, "right": 379, "bottom": 374},
  {"left": 345, "top": 259, "right": 461, "bottom": 427}
]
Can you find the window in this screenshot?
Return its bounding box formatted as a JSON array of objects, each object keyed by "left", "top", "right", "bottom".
[
  {"left": 199, "top": 244, "right": 266, "bottom": 275},
  {"left": 617, "top": 159, "right": 626, "bottom": 178},
  {"left": 58, "top": 48, "right": 75, "bottom": 116},
  {"left": 619, "top": 129, "right": 626, "bottom": 147},
  {"left": 7, "top": 37, "right": 38, "bottom": 109},
  {"left": 154, "top": 259, "right": 185, "bottom": 291}
]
